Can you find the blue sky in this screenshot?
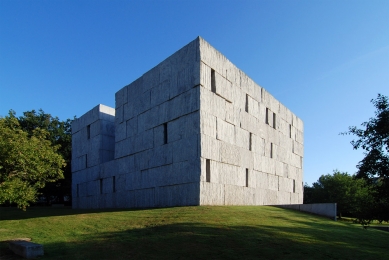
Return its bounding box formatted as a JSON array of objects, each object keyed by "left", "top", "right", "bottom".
[{"left": 1, "top": 0, "right": 388, "bottom": 185}]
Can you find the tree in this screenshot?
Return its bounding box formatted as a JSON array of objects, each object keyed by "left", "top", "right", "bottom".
[
  {"left": 343, "top": 94, "right": 389, "bottom": 222},
  {"left": 304, "top": 170, "right": 373, "bottom": 219},
  {"left": 0, "top": 115, "right": 65, "bottom": 209},
  {"left": 14, "top": 109, "right": 73, "bottom": 204}
]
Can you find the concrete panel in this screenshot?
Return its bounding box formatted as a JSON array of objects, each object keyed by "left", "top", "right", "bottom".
[
  {"left": 240, "top": 111, "right": 260, "bottom": 136},
  {"left": 225, "top": 102, "right": 240, "bottom": 126},
  {"left": 200, "top": 62, "right": 211, "bottom": 91},
  {"left": 200, "top": 88, "right": 226, "bottom": 120},
  {"left": 200, "top": 134, "right": 220, "bottom": 162},
  {"left": 126, "top": 117, "right": 138, "bottom": 138},
  {"left": 153, "top": 124, "right": 165, "bottom": 147},
  {"left": 232, "top": 87, "right": 245, "bottom": 111},
  {"left": 115, "top": 122, "right": 126, "bottom": 142},
  {"left": 220, "top": 141, "right": 240, "bottom": 166},
  {"left": 134, "top": 149, "right": 153, "bottom": 171},
  {"left": 143, "top": 66, "right": 160, "bottom": 93},
  {"left": 278, "top": 177, "right": 293, "bottom": 192},
  {"left": 235, "top": 126, "right": 249, "bottom": 149},
  {"left": 72, "top": 154, "right": 87, "bottom": 172},
  {"left": 199, "top": 37, "right": 229, "bottom": 78},
  {"left": 277, "top": 191, "right": 291, "bottom": 204},
  {"left": 172, "top": 134, "right": 198, "bottom": 163},
  {"left": 115, "top": 105, "right": 123, "bottom": 124},
  {"left": 99, "top": 160, "right": 118, "bottom": 178},
  {"left": 116, "top": 155, "right": 135, "bottom": 175},
  {"left": 239, "top": 148, "right": 254, "bottom": 170},
  {"left": 127, "top": 77, "right": 143, "bottom": 103},
  {"left": 200, "top": 182, "right": 224, "bottom": 205},
  {"left": 255, "top": 171, "right": 268, "bottom": 190},
  {"left": 218, "top": 163, "right": 244, "bottom": 186},
  {"left": 263, "top": 189, "right": 278, "bottom": 205},
  {"left": 224, "top": 185, "right": 255, "bottom": 205},
  {"left": 200, "top": 111, "right": 217, "bottom": 138},
  {"left": 168, "top": 87, "right": 200, "bottom": 121},
  {"left": 268, "top": 174, "right": 278, "bottom": 191},
  {"left": 277, "top": 203, "right": 337, "bottom": 220},
  {"left": 114, "top": 174, "right": 126, "bottom": 192},
  {"left": 275, "top": 160, "right": 286, "bottom": 177},
  {"left": 149, "top": 143, "right": 173, "bottom": 168},
  {"left": 151, "top": 79, "right": 170, "bottom": 107},
  {"left": 170, "top": 63, "right": 200, "bottom": 99},
  {"left": 133, "top": 90, "right": 151, "bottom": 116},
  {"left": 123, "top": 102, "right": 134, "bottom": 121},
  {"left": 214, "top": 71, "right": 233, "bottom": 102},
  {"left": 134, "top": 188, "right": 155, "bottom": 208},
  {"left": 247, "top": 95, "right": 260, "bottom": 119},
  {"left": 157, "top": 183, "right": 199, "bottom": 207},
  {"left": 293, "top": 140, "right": 304, "bottom": 157},
  {"left": 251, "top": 134, "right": 265, "bottom": 156},
  {"left": 216, "top": 118, "right": 235, "bottom": 145},
  {"left": 115, "top": 87, "right": 127, "bottom": 108}
]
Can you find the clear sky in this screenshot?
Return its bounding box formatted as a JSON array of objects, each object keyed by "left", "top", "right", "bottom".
[{"left": 1, "top": 0, "right": 388, "bottom": 185}]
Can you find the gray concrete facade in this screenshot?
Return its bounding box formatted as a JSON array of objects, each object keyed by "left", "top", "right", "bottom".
[{"left": 72, "top": 37, "right": 304, "bottom": 209}]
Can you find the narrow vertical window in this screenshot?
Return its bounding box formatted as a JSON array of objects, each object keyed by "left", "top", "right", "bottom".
[
  {"left": 249, "top": 133, "right": 252, "bottom": 151},
  {"left": 100, "top": 179, "right": 103, "bottom": 194},
  {"left": 87, "top": 125, "right": 91, "bottom": 139},
  {"left": 85, "top": 154, "right": 88, "bottom": 168},
  {"left": 245, "top": 169, "right": 249, "bottom": 187},
  {"left": 211, "top": 69, "right": 216, "bottom": 93},
  {"left": 245, "top": 94, "right": 249, "bottom": 112},
  {"left": 293, "top": 179, "right": 296, "bottom": 193},
  {"left": 270, "top": 143, "right": 273, "bottom": 158},
  {"left": 113, "top": 176, "right": 116, "bottom": 193},
  {"left": 273, "top": 113, "right": 276, "bottom": 129},
  {"left": 77, "top": 184, "right": 79, "bottom": 198},
  {"left": 163, "top": 123, "right": 168, "bottom": 144},
  {"left": 206, "top": 159, "right": 211, "bottom": 182},
  {"left": 265, "top": 108, "right": 269, "bottom": 125},
  {"left": 289, "top": 124, "right": 292, "bottom": 138}
]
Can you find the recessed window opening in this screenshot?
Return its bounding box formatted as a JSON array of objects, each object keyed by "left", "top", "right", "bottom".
[
  {"left": 293, "top": 179, "right": 296, "bottom": 193},
  {"left": 270, "top": 143, "right": 273, "bottom": 158},
  {"left": 249, "top": 133, "right": 252, "bottom": 151},
  {"left": 206, "top": 159, "right": 211, "bottom": 182},
  {"left": 289, "top": 124, "right": 292, "bottom": 138},
  {"left": 113, "top": 176, "right": 116, "bottom": 193},
  {"left": 87, "top": 125, "right": 91, "bottom": 139},
  {"left": 77, "top": 184, "right": 79, "bottom": 198},
  {"left": 100, "top": 179, "right": 103, "bottom": 194},
  {"left": 85, "top": 154, "right": 88, "bottom": 168},
  {"left": 273, "top": 113, "right": 276, "bottom": 129},
  {"left": 245, "top": 94, "right": 249, "bottom": 113},
  {"left": 211, "top": 69, "right": 216, "bottom": 93},
  {"left": 163, "top": 123, "right": 168, "bottom": 144},
  {"left": 265, "top": 108, "right": 269, "bottom": 125},
  {"left": 245, "top": 169, "right": 249, "bottom": 187}
]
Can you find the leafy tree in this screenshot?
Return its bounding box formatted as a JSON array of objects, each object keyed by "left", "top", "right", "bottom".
[
  {"left": 13, "top": 109, "right": 73, "bottom": 204},
  {"left": 304, "top": 170, "right": 373, "bottom": 219},
  {"left": 0, "top": 115, "right": 65, "bottom": 209},
  {"left": 343, "top": 94, "right": 389, "bottom": 222}
]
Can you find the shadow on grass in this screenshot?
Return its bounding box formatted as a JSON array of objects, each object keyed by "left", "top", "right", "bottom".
[{"left": 1, "top": 222, "right": 386, "bottom": 260}]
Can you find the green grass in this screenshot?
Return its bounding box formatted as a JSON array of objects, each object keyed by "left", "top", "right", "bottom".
[{"left": 0, "top": 206, "right": 387, "bottom": 259}]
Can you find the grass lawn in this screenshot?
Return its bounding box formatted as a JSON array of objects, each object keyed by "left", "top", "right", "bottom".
[{"left": 0, "top": 206, "right": 387, "bottom": 259}]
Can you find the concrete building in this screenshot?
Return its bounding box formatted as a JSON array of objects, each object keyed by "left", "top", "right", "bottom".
[{"left": 71, "top": 37, "right": 304, "bottom": 209}]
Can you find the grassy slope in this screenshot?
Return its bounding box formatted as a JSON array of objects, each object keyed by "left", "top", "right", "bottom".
[{"left": 0, "top": 206, "right": 387, "bottom": 260}]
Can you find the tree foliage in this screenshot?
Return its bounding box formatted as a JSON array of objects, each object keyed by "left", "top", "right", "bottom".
[
  {"left": 304, "top": 170, "right": 373, "bottom": 219},
  {"left": 342, "top": 94, "right": 389, "bottom": 222},
  {"left": 14, "top": 109, "right": 73, "bottom": 204},
  {"left": 0, "top": 115, "right": 65, "bottom": 209}
]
